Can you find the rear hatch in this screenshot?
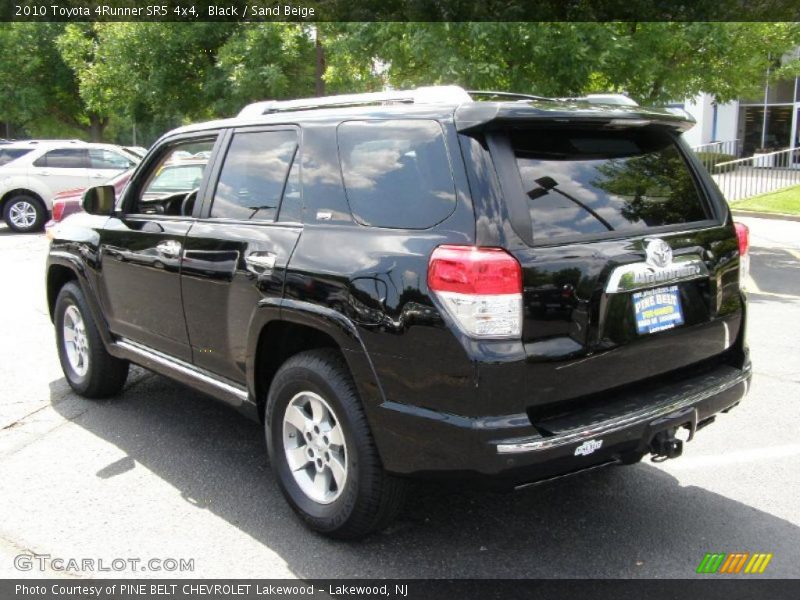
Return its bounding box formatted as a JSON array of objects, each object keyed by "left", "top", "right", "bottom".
[{"left": 457, "top": 102, "right": 745, "bottom": 417}]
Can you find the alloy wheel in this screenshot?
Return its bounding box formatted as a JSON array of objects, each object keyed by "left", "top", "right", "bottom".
[
  {"left": 9, "top": 201, "right": 37, "bottom": 229},
  {"left": 282, "top": 391, "right": 348, "bottom": 504},
  {"left": 63, "top": 305, "right": 89, "bottom": 377}
]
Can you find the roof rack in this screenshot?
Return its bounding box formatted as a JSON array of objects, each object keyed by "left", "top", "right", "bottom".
[
  {"left": 555, "top": 94, "right": 639, "bottom": 107},
  {"left": 238, "top": 85, "right": 473, "bottom": 118},
  {"left": 467, "top": 90, "right": 552, "bottom": 102},
  {"left": 4, "top": 139, "right": 88, "bottom": 145},
  {"left": 236, "top": 87, "right": 640, "bottom": 118}
]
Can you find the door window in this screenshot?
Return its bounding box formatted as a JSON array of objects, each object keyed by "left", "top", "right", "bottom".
[
  {"left": 129, "top": 139, "right": 215, "bottom": 216},
  {"left": 33, "top": 148, "right": 90, "bottom": 168},
  {"left": 210, "top": 130, "right": 297, "bottom": 222}
]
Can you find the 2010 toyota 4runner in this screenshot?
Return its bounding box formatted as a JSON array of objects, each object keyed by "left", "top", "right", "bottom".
[{"left": 46, "top": 86, "right": 751, "bottom": 539}]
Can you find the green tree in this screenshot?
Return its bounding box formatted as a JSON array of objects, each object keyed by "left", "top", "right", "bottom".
[
  {"left": 212, "top": 24, "right": 318, "bottom": 115},
  {"left": 0, "top": 23, "right": 88, "bottom": 139},
  {"left": 326, "top": 22, "right": 800, "bottom": 104}
]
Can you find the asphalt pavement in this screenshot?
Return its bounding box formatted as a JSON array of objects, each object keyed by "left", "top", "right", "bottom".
[{"left": 0, "top": 217, "right": 798, "bottom": 579}]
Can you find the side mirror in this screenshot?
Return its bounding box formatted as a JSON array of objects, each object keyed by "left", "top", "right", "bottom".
[{"left": 82, "top": 185, "right": 116, "bottom": 216}]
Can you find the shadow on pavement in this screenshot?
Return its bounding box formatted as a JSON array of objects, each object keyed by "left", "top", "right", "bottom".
[
  {"left": 750, "top": 248, "right": 800, "bottom": 297},
  {"left": 51, "top": 373, "right": 800, "bottom": 579}
]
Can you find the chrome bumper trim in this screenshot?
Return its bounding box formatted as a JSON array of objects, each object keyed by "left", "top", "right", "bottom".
[{"left": 496, "top": 367, "right": 750, "bottom": 454}]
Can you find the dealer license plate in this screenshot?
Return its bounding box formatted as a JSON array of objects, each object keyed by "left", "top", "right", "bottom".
[{"left": 632, "top": 285, "right": 685, "bottom": 335}]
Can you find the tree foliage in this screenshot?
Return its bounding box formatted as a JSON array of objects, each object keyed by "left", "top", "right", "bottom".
[{"left": 0, "top": 22, "right": 797, "bottom": 144}]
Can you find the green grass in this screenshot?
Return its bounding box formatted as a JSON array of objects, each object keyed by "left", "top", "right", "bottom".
[{"left": 733, "top": 185, "right": 800, "bottom": 216}]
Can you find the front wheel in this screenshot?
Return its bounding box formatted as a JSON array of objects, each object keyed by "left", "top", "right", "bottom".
[
  {"left": 4, "top": 194, "right": 46, "bottom": 233},
  {"left": 54, "top": 282, "right": 129, "bottom": 398},
  {"left": 266, "top": 349, "right": 407, "bottom": 539}
]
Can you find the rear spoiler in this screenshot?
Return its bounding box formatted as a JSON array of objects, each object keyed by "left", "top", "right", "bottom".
[{"left": 454, "top": 101, "right": 695, "bottom": 134}]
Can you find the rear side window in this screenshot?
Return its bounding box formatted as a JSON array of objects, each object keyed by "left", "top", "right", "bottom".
[
  {"left": 510, "top": 128, "right": 709, "bottom": 243},
  {"left": 338, "top": 120, "right": 456, "bottom": 229},
  {"left": 33, "top": 148, "right": 89, "bottom": 168},
  {"left": 89, "top": 148, "right": 134, "bottom": 170},
  {"left": 211, "top": 130, "right": 297, "bottom": 222},
  {"left": 0, "top": 147, "right": 33, "bottom": 166}
]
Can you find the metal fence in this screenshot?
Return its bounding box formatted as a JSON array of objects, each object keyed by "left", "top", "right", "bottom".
[
  {"left": 710, "top": 147, "right": 800, "bottom": 202},
  {"left": 691, "top": 140, "right": 741, "bottom": 172}
]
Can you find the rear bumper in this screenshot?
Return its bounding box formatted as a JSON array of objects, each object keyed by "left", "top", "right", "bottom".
[{"left": 374, "top": 362, "right": 751, "bottom": 487}]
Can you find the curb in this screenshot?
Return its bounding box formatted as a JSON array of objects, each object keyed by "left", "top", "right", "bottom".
[{"left": 731, "top": 210, "right": 800, "bottom": 223}]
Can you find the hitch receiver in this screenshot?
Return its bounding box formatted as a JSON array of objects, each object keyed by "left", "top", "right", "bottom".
[
  {"left": 650, "top": 429, "right": 683, "bottom": 460},
  {"left": 646, "top": 406, "right": 698, "bottom": 461}
]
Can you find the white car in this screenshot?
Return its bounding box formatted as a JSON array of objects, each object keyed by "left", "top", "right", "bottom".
[{"left": 0, "top": 141, "right": 139, "bottom": 232}]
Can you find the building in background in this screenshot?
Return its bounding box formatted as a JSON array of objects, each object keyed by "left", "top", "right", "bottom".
[{"left": 681, "top": 49, "right": 800, "bottom": 157}]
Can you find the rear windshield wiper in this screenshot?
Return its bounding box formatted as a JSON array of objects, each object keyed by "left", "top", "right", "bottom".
[{"left": 527, "top": 176, "right": 615, "bottom": 232}]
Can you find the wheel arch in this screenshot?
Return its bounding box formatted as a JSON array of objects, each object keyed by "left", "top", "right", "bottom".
[
  {"left": 46, "top": 255, "right": 115, "bottom": 352},
  {"left": 247, "top": 300, "right": 387, "bottom": 430},
  {"left": 46, "top": 263, "right": 79, "bottom": 321}
]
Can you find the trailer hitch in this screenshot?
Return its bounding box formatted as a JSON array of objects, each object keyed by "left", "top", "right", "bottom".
[
  {"left": 650, "top": 429, "right": 683, "bottom": 461},
  {"left": 647, "top": 406, "right": 698, "bottom": 462}
]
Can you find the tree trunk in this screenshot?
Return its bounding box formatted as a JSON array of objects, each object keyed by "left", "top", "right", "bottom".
[
  {"left": 88, "top": 114, "right": 108, "bottom": 142},
  {"left": 315, "top": 31, "right": 326, "bottom": 97}
]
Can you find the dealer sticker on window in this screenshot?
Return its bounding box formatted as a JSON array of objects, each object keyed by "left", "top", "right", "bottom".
[{"left": 633, "top": 285, "right": 685, "bottom": 334}]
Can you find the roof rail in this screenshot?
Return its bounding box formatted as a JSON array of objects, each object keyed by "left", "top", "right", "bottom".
[
  {"left": 556, "top": 94, "right": 639, "bottom": 107},
  {"left": 238, "top": 85, "right": 473, "bottom": 118},
  {"left": 467, "top": 90, "right": 552, "bottom": 102},
  {"left": 7, "top": 139, "right": 88, "bottom": 145}
]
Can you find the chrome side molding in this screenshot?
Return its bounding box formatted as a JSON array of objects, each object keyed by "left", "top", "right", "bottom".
[
  {"left": 115, "top": 338, "right": 249, "bottom": 405},
  {"left": 605, "top": 254, "right": 709, "bottom": 294}
]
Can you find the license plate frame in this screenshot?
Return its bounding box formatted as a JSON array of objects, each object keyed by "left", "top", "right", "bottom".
[{"left": 632, "top": 284, "right": 685, "bottom": 335}]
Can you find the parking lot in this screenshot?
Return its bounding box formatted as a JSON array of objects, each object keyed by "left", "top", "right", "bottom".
[{"left": 0, "top": 217, "right": 798, "bottom": 579}]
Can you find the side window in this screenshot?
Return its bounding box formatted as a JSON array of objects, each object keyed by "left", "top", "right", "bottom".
[
  {"left": 337, "top": 119, "right": 456, "bottom": 229},
  {"left": 89, "top": 148, "right": 134, "bottom": 170},
  {"left": 33, "top": 148, "right": 89, "bottom": 168},
  {"left": 130, "top": 139, "right": 214, "bottom": 216},
  {"left": 210, "top": 130, "right": 297, "bottom": 222},
  {"left": 0, "top": 148, "right": 33, "bottom": 166}
]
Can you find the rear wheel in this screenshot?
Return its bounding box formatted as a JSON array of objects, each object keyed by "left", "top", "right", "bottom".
[
  {"left": 55, "top": 282, "right": 129, "bottom": 398},
  {"left": 4, "top": 194, "right": 46, "bottom": 233},
  {"left": 266, "top": 349, "right": 407, "bottom": 539}
]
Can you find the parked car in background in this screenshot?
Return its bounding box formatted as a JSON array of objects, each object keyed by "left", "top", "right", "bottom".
[
  {"left": 0, "top": 139, "right": 86, "bottom": 167},
  {"left": 45, "top": 168, "right": 134, "bottom": 238},
  {"left": 44, "top": 159, "right": 206, "bottom": 237},
  {"left": 0, "top": 141, "right": 139, "bottom": 232}
]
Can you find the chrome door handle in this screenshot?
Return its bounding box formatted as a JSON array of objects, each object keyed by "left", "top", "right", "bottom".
[
  {"left": 156, "top": 239, "right": 182, "bottom": 258},
  {"left": 245, "top": 252, "right": 276, "bottom": 273}
]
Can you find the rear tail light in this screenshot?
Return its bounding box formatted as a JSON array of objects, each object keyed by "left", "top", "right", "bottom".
[
  {"left": 428, "top": 245, "right": 523, "bottom": 338},
  {"left": 52, "top": 198, "right": 66, "bottom": 222},
  {"left": 734, "top": 222, "right": 750, "bottom": 288}
]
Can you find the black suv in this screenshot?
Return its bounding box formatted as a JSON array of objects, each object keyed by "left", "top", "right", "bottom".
[{"left": 46, "top": 86, "right": 751, "bottom": 539}]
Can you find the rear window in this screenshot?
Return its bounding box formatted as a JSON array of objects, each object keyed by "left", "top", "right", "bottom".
[
  {"left": 0, "top": 147, "right": 33, "bottom": 166},
  {"left": 338, "top": 120, "right": 456, "bottom": 229},
  {"left": 510, "top": 128, "right": 709, "bottom": 243}
]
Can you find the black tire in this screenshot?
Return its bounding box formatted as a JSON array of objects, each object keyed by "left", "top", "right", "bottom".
[
  {"left": 3, "top": 193, "right": 47, "bottom": 233},
  {"left": 54, "top": 282, "right": 129, "bottom": 398},
  {"left": 266, "top": 349, "right": 407, "bottom": 539}
]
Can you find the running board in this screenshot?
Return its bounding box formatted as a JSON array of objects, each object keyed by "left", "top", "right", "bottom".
[{"left": 113, "top": 338, "right": 250, "bottom": 408}]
